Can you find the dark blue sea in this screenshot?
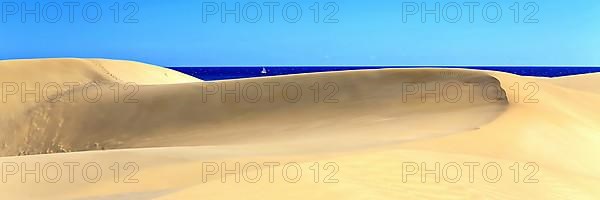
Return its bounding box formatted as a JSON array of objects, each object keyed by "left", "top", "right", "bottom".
[{"left": 169, "top": 67, "right": 600, "bottom": 81}]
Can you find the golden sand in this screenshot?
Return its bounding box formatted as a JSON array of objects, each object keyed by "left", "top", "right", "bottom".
[{"left": 0, "top": 59, "right": 598, "bottom": 199}]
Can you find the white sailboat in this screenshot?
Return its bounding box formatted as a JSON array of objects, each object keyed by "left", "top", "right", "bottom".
[{"left": 261, "top": 67, "right": 268, "bottom": 74}]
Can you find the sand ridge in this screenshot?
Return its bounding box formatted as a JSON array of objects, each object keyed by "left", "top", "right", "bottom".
[{"left": 1, "top": 66, "right": 508, "bottom": 156}]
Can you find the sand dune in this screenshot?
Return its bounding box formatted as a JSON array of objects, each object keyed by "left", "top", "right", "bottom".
[
  {"left": 551, "top": 73, "right": 600, "bottom": 93},
  {"left": 0, "top": 59, "right": 599, "bottom": 199},
  {"left": 0, "top": 58, "right": 201, "bottom": 85},
  {"left": 2, "top": 67, "right": 507, "bottom": 156},
  {"left": 0, "top": 58, "right": 201, "bottom": 131}
]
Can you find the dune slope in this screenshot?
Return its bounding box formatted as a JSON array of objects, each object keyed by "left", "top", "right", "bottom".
[
  {"left": 3, "top": 68, "right": 507, "bottom": 156},
  {"left": 0, "top": 58, "right": 201, "bottom": 124}
]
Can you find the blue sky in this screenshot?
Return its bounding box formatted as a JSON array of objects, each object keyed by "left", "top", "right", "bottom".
[{"left": 1, "top": 0, "right": 599, "bottom": 66}]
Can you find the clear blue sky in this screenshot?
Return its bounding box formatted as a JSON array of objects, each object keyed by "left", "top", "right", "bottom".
[{"left": 1, "top": 0, "right": 599, "bottom": 66}]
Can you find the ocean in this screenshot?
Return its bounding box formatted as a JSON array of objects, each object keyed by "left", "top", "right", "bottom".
[{"left": 169, "top": 67, "right": 600, "bottom": 81}]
